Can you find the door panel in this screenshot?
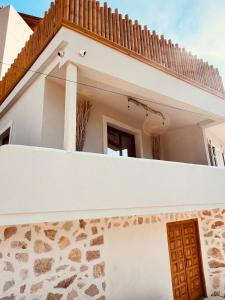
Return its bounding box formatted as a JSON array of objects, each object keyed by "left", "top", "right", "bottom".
[
  {"left": 182, "top": 222, "right": 205, "bottom": 300},
  {"left": 168, "top": 223, "right": 189, "bottom": 300},
  {"left": 167, "top": 220, "right": 205, "bottom": 300}
]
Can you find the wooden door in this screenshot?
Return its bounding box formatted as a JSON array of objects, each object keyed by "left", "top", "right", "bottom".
[{"left": 167, "top": 220, "right": 205, "bottom": 300}]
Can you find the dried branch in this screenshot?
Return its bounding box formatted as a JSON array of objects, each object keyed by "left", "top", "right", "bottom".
[{"left": 76, "top": 99, "right": 92, "bottom": 151}]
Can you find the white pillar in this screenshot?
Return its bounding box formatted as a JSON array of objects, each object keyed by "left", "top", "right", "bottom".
[{"left": 64, "top": 63, "right": 77, "bottom": 151}]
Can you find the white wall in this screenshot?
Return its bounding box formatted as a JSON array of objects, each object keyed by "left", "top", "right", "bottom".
[
  {"left": 1, "top": 145, "right": 225, "bottom": 226},
  {"left": 84, "top": 100, "right": 152, "bottom": 159},
  {"left": 0, "top": 76, "right": 45, "bottom": 146},
  {"left": 104, "top": 222, "right": 173, "bottom": 300},
  {"left": 206, "top": 129, "right": 225, "bottom": 153},
  {"left": 162, "top": 125, "right": 208, "bottom": 165},
  {"left": 0, "top": 5, "right": 32, "bottom": 79},
  {"left": 0, "top": 7, "right": 9, "bottom": 78},
  {"left": 41, "top": 79, "right": 65, "bottom": 149}
]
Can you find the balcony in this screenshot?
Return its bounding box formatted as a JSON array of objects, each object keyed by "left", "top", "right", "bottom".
[
  {"left": 1, "top": 144, "right": 225, "bottom": 226},
  {"left": 1, "top": 25, "right": 225, "bottom": 168},
  {"left": 37, "top": 60, "right": 215, "bottom": 167}
]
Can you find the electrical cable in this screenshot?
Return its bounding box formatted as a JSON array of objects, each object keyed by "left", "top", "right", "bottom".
[{"left": 0, "top": 60, "right": 217, "bottom": 119}]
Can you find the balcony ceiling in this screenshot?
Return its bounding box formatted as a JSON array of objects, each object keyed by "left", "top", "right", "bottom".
[{"left": 49, "top": 64, "right": 214, "bottom": 132}]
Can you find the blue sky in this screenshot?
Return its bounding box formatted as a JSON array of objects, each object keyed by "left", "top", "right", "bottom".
[{"left": 1, "top": 0, "right": 225, "bottom": 84}]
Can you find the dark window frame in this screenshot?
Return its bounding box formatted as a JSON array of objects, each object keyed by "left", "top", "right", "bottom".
[
  {"left": 107, "top": 125, "right": 136, "bottom": 158},
  {"left": 0, "top": 127, "right": 11, "bottom": 146}
]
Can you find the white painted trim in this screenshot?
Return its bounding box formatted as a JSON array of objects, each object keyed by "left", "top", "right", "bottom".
[
  {"left": 102, "top": 115, "right": 144, "bottom": 158},
  {"left": 0, "top": 121, "right": 13, "bottom": 144}
]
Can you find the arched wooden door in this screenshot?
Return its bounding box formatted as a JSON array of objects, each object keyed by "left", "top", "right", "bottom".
[{"left": 167, "top": 219, "right": 206, "bottom": 300}]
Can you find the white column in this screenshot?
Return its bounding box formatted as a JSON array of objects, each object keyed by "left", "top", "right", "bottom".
[{"left": 64, "top": 63, "right": 77, "bottom": 151}]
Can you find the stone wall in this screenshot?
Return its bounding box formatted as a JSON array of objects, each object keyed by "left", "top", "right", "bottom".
[
  {"left": 0, "top": 219, "right": 106, "bottom": 300},
  {"left": 201, "top": 209, "right": 225, "bottom": 297},
  {"left": 0, "top": 208, "right": 225, "bottom": 299}
]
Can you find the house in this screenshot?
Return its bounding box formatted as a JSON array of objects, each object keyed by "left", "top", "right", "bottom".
[{"left": 1, "top": 1, "right": 225, "bottom": 299}]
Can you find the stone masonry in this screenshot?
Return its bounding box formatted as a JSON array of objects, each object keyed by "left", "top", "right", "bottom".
[
  {"left": 1, "top": 208, "right": 225, "bottom": 298},
  {"left": 0, "top": 219, "right": 105, "bottom": 300}
]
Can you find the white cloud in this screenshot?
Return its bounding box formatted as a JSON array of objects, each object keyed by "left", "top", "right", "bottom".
[
  {"left": 183, "top": 0, "right": 225, "bottom": 82},
  {"left": 143, "top": 0, "right": 225, "bottom": 86}
]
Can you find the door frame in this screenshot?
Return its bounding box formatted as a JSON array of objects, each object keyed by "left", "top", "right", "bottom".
[
  {"left": 166, "top": 218, "right": 207, "bottom": 300},
  {"left": 107, "top": 125, "right": 137, "bottom": 157},
  {"left": 102, "top": 115, "right": 144, "bottom": 158}
]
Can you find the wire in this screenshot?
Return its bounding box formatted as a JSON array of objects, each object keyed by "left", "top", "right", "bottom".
[{"left": 0, "top": 60, "right": 215, "bottom": 118}]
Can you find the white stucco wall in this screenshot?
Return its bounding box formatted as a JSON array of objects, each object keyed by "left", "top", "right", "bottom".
[
  {"left": 162, "top": 125, "right": 208, "bottom": 165},
  {"left": 0, "top": 5, "right": 32, "bottom": 79},
  {"left": 206, "top": 129, "right": 225, "bottom": 153},
  {"left": 1, "top": 145, "right": 225, "bottom": 226},
  {"left": 41, "top": 79, "right": 65, "bottom": 149},
  {"left": 84, "top": 100, "right": 152, "bottom": 158},
  {"left": 0, "top": 7, "right": 9, "bottom": 79},
  {"left": 104, "top": 222, "right": 173, "bottom": 300},
  {"left": 0, "top": 76, "right": 45, "bottom": 146}
]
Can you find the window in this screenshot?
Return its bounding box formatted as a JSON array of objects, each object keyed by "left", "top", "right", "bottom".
[
  {"left": 0, "top": 128, "right": 10, "bottom": 146},
  {"left": 107, "top": 126, "right": 136, "bottom": 157},
  {"left": 208, "top": 139, "right": 225, "bottom": 167},
  {"left": 103, "top": 116, "right": 143, "bottom": 158},
  {"left": 212, "top": 146, "right": 218, "bottom": 166},
  {"left": 222, "top": 153, "right": 225, "bottom": 166},
  {"left": 215, "top": 147, "right": 225, "bottom": 167}
]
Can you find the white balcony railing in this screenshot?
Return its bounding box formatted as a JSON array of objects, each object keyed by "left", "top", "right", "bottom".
[{"left": 0, "top": 145, "right": 225, "bottom": 226}]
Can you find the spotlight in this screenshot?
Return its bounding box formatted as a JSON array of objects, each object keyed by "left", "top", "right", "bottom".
[
  {"left": 79, "top": 50, "right": 87, "bottom": 57},
  {"left": 58, "top": 51, "right": 65, "bottom": 58}
]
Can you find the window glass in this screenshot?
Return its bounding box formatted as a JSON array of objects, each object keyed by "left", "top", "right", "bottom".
[{"left": 107, "top": 126, "right": 136, "bottom": 158}]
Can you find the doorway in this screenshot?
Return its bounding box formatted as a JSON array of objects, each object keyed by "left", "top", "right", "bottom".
[{"left": 167, "top": 219, "right": 206, "bottom": 300}]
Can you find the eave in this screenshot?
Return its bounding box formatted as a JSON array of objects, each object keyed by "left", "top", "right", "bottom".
[{"left": 0, "top": 0, "right": 224, "bottom": 105}]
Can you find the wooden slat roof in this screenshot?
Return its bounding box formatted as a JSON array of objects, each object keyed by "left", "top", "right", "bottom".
[{"left": 0, "top": 0, "right": 224, "bottom": 104}]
